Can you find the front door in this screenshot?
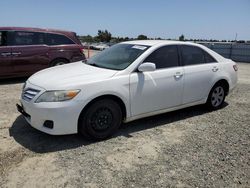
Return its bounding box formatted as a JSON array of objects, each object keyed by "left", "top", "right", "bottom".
[
  {"left": 130, "top": 45, "right": 184, "bottom": 116},
  {"left": 0, "top": 31, "right": 13, "bottom": 78}
]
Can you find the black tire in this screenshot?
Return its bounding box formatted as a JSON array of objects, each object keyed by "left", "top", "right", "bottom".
[
  {"left": 206, "top": 83, "right": 226, "bottom": 110},
  {"left": 50, "top": 59, "right": 69, "bottom": 66},
  {"left": 79, "top": 99, "right": 122, "bottom": 140}
]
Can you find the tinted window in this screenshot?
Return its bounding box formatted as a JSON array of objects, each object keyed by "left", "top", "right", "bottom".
[
  {"left": 0, "top": 31, "right": 7, "bottom": 46},
  {"left": 181, "top": 45, "right": 205, "bottom": 65},
  {"left": 46, "top": 33, "right": 74, "bottom": 45},
  {"left": 204, "top": 51, "right": 217, "bottom": 63},
  {"left": 144, "top": 45, "right": 179, "bottom": 69},
  {"left": 11, "top": 31, "right": 45, "bottom": 45}
]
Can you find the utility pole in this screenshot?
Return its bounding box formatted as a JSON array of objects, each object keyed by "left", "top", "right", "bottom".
[{"left": 234, "top": 33, "right": 238, "bottom": 42}]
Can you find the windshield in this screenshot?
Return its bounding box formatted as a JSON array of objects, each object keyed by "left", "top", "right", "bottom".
[{"left": 86, "top": 43, "right": 149, "bottom": 70}]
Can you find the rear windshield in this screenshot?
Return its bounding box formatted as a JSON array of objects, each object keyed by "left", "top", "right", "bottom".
[{"left": 86, "top": 43, "right": 149, "bottom": 70}]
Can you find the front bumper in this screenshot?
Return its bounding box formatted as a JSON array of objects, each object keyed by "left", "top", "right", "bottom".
[
  {"left": 17, "top": 82, "right": 84, "bottom": 135},
  {"left": 17, "top": 99, "right": 83, "bottom": 135}
]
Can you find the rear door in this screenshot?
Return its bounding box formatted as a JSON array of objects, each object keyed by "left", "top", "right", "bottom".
[
  {"left": 10, "top": 31, "right": 49, "bottom": 75},
  {"left": 0, "top": 31, "right": 14, "bottom": 78},
  {"left": 46, "top": 33, "right": 83, "bottom": 62},
  {"left": 180, "top": 45, "right": 219, "bottom": 104}
]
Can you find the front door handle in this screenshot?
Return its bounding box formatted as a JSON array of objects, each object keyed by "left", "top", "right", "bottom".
[
  {"left": 1, "top": 52, "right": 11, "bottom": 57},
  {"left": 12, "top": 52, "right": 21, "bottom": 56},
  {"left": 174, "top": 72, "right": 183, "bottom": 79}
]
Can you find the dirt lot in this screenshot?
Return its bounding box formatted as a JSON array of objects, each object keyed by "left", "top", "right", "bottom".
[{"left": 0, "top": 63, "right": 249, "bottom": 188}]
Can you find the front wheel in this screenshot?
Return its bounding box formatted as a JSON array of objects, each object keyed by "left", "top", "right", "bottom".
[
  {"left": 206, "top": 84, "right": 226, "bottom": 110},
  {"left": 79, "top": 99, "right": 122, "bottom": 140}
]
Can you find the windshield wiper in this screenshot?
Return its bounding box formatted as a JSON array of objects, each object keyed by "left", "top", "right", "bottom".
[
  {"left": 82, "top": 59, "right": 97, "bottom": 66},
  {"left": 85, "top": 61, "right": 105, "bottom": 68},
  {"left": 82, "top": 59, "right": 88, "bottom": 63},
  {"left": 83, "top": 60, "right": 117, "bottom": 70}
]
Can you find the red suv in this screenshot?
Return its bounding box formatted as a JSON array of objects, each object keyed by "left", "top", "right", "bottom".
[{"left": 0, "top": 27, "right": 86, "bottom": 78}]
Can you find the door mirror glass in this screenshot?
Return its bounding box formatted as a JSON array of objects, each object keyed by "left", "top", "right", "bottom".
[{"left": 138, "top": 62, "right": 156, "bottom": 72}]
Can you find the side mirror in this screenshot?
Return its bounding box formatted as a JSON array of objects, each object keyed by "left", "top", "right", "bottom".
[{"left": 138, "top": 62, "right": 156, "bottom": 72}]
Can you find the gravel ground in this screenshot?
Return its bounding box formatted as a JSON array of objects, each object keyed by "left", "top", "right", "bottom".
[{"left": 0, "top": 63, "right": 249, "bottom": 188}]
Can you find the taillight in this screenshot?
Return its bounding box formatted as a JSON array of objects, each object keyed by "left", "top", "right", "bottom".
[
  {"left": 80, "top": 47, "right": 85, "bottom": 55},
  {"left": 233, "top": 64, "right": 238, "bottom": 71}
]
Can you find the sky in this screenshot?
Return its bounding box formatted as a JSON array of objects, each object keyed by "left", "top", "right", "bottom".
[{"left": 1, "top": 0, "right": 250, "bottom": 40}]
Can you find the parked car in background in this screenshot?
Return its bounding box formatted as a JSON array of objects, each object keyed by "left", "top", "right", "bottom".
[
  {"left": 17, "top": 40, "right": 238, "bottom": 140},
  {"left": 0, "top": 27, "right": 85, "bottom": 78},
  {"left": 89, "top": 43, "right": 99, "bottom": 50},
  {"left": 94, "top": 43, "right": 110, "bottom": 51}
]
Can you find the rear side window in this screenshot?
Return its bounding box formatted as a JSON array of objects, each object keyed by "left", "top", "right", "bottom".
[
  {"left": 181, "top": 45, "right": 206, "bottom": 65},
  {"left": 144, "top": 45, "right": 179, "bottom": 69},
  {"left": 46, "top": 33, "right": 74, "bottom": 45},
  {"left": 203, "top": 51, "right": 217, "bottom": 63},
  {"left": 11, "top": 31, "right": 45, "bottom": 45}
]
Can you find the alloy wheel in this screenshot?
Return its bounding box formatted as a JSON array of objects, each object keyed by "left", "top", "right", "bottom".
[{"left": 211, "top": 86, "right": 225, "bottom": 107}]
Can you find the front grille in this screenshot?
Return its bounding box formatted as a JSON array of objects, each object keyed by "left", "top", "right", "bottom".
[{"left": 22, "top": 88, "right": 40, "bottom": 102}]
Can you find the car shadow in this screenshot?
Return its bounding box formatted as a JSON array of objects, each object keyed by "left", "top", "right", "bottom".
[
  {"left": 9, "top": 103, "right": 228, "bottom": 154},
  {"left": 0, "top": 77, "right": 27, "bottom": 85}
]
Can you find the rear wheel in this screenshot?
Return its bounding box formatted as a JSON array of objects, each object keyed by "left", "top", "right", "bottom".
[
  {"left": 51, "top": 59, "right": 69, "bottom": 66},
  {"left": 79, "top": 99, "right": 122, "bottom": 140},
  {"left": 206, "top": 84, "right": 226, "bottom": 110}
]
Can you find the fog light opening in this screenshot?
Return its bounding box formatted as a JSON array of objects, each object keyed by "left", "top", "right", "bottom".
[{"left": 43, "top": 120, "right": 54, "bottom": 129}]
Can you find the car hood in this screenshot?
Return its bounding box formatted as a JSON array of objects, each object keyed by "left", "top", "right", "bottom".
[{"left": 28, "top": 62, "right": 118, "bottom": 90}]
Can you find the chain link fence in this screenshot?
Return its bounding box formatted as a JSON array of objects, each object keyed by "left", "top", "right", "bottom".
[{"left": 199, "top": 42, "right": 250, "bottom": 62}]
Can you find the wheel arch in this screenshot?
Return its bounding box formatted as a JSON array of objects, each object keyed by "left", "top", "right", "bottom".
[
  {"left": 49, "top": 57, "right": 70, "bottom": 66},
  {"left": 77, "top": 94, "right": 127, "bottom": 132},
  {"left": 209, "top": 78, "right": 230, "bottom": 97}
]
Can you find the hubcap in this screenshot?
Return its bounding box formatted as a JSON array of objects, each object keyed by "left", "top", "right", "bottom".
[
  {"left": 211, "top": 86, "right": 224, "bottom": 107},
  {"left": 90, "top": 107, "right": 113, "bottom": 132}
]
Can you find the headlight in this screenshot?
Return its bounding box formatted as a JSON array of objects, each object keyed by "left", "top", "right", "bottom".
[{"left": 35, "top": 90, "right": 80, "bottom": 103}]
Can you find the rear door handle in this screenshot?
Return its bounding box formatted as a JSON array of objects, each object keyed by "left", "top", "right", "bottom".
[
  {"left": 1, "top": 52, "right": 11, "bottom": 57},
  {"left": 174, "top": 72, "right": 183, "bottom": 79},
  {"left": 212, "top": 66, "right": 219, "bottom": 72},
  {"left": 12, "top": 52, "right": 21, "bottom": 56}
]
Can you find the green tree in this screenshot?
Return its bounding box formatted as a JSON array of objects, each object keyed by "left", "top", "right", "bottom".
[
  {"left": 79, "top": 35, "right": 94, "bottom": 43},
  {"left": 179, "top": 34, "right": 185, "bottom": 41},
  {"left": 97, "top": 30, "right": 112, "bottom": 42},
  {"left": 137, "top": 34, "right": 148, "bottom": 40}
]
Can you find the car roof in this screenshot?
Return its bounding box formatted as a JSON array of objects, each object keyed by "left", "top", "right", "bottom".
[
  {"left": 0, "top": 26, "right": 75, "bottom": 35},
  {"left": 0, "top": 26, "right": 82, "bottom": 45},
  {"left": 122, "top": 40, "right": 201, "bottom": 47},
  {"left": 122, "top": 40, "right": 226, "bottom": 62}
]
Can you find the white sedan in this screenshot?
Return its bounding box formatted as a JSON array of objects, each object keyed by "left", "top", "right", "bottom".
[
  {"left": 94, "top": 43, "right": 110, "bottom": 51},
  {"left": 17, "top": 40, "right": 238, "bottom": 140}
]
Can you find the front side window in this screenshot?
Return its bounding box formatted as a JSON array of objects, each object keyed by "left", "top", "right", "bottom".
[
  {"left": 11, "top": 31, "right": 45, "bottom": 45},
  {"left": 181, "top": 45, "right": 206, "bottom": 65},
  {"left": 46, "top": 33, "right": 74, "bottom": 45},
  {"left": 86, "top": 44, "right": 149, "bottom": 70},
  {"left": 0, "top": 31, "right": 7, "bottom": 46},
  {"left": 144, "top": 45, "right": 179, "bottom": 69}
]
